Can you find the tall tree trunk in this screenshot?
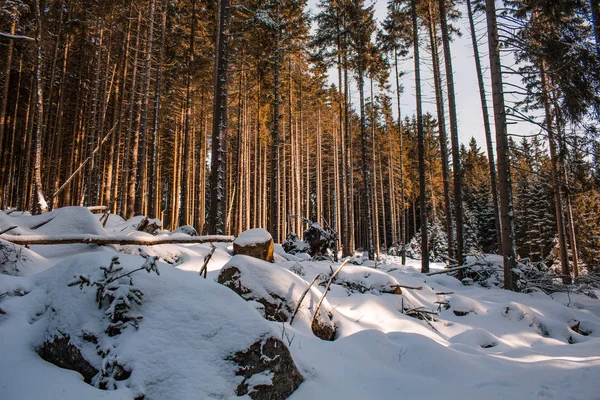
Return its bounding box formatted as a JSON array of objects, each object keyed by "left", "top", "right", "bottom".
[
  {"left": 413, "top": 0, "right": 429, "bottom": 273},
  {"left": 394, "top": 48, "right": 407, "bottom": 265},
  {"left": 208, "top": 0, "right": 230, "bottom": 234},
  {"left": 270, "top": 2, "right": 282, "bottom": 240},
  {"left": 539, "top": 64, "right": 570, "bottom": 282},
  {"left": 370, "top": 79, "right": 380, "bottom": 259},
  {"left": 34, "top": 0, "right": 48, "bottom": 214},
  {"left": 149, "top": 0, "right": 167, "bottom": 218},
  {"left": 180, "top": 0, "right": 196, "bottom": 226},
  {"left": 125, "top": 12, "right": 142, "bottom": 218},
  {"left": 437, "top": 0, "right": 464, "bottom": 265},
  {"left": 135, "top": 0, "right": 156, "bottom": 215},
  {"left": 466, "top": 0, "right": 502, "bottom": 252},
  {"left": 358, "top": 69, "right": 374, "bottom": 260},
  {"left": 0, "top": 20, "right": 16, "bottom": 206},
  {"left": 591, "top": 0, "right": 600, "bottom": 55},
  {"left": 485, "top": 0, "right": 518, "bottom": 290},
  {"left": 428, "top": 2, "right": 454, "bottom": 261}
]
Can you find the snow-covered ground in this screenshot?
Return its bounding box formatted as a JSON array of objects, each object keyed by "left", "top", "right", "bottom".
[{"left": 1, "top": 207, "right": 599, "bottom": 400}]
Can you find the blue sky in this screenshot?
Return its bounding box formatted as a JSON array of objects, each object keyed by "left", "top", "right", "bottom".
[{"left": 307, "top": 0, "right": 537, "bottom": 155}]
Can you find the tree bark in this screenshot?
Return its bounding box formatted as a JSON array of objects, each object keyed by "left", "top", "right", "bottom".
[
  {"left": 33, "top": 0, "right": 48, "bottom": 214},
  {"left": 0, "top": 20, "right": 16, "bottom": 207},
  {"left": 466, "top": 0, "right": 502, "bottom": 252},
  {"left": 437, "top": 0, "right": 464, "bottom": 266},
  {"left": 413, "top": 0, "right": 429, "bottom": 273},
  {"left": 428, "top": 2, "right": 454, "bottom": 261},
  {"left": 485, "top": 0, "right": 518, "bottom": 290},
  {"left": 207, "top": 0, "right": 230, "bottom": 235}
]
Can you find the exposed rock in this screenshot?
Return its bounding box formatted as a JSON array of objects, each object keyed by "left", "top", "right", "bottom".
[
  {"left": 218, "top": 255, "right": 336, "bottom": 341},
  {"left": 172, "top": 225, "right": 197, "bottom": 236},
  {"left": 136, "top": 217, "right": 162, "bottom": 235},
  {"left": 231, "top": 336, "right": 303, "bottom": 400},
  {"left": 39, "top": 335, "right": 99, "bottom": 383},
  {"left": 234, "top": 228, "right": 274, "bottom": 262}
]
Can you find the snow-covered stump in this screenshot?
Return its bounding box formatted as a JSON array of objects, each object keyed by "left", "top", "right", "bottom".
[
  {"left": 233, "top": 228, "right": 274, "bottom": 262},
  {"left": 218, "top": 255, "right": 336, "bottom": 341}
]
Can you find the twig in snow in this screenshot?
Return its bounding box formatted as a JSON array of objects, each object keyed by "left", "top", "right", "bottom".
[
  {"left": 290, "top": 274, "right": 321, "bottom": 325},
  {"left": 198, "top": 243, "right": 216, "bottom": 278},
  {"left": 425, "top": 264, "right": 472, "bottom": 276},
  {"left": 310, "top": 259, "right": 350, "bottom": 330},
  {"left": 0, "top": 226, "right": 17, "bottom": 235}
]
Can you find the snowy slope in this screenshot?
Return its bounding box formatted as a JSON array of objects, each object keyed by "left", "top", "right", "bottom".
[{"left": 1, "top": 208, "right": 599, "bottom": 400}]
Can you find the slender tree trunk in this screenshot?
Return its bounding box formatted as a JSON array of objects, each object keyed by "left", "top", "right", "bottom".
[
  {"left": 539, "top": 64, "right": 570, "bottom": 282},
  {"left": 135, "top": 0, "right": 156, "bottom": 215},
  {"left": 33, "top": 0, "right": 48, "bottom": 214},
  {"left": 412, "top": 0, "right": 429, "bottom": 272},
  {"left": 0, "top": 20, "right": 16, "bottom": 206},
  {"left": 428, "top": 3, "right": 454, "bottom": 260},
  {"left": 437, "top": 0, "right": 464, "bottom": 265},
  {"left": 208, "top": 0, "right": 230, "bottom": 234},
  {"left": 466, "top": 0, "right": 502, "bottom": 252},
  {"left": 180, "top": 0, "right": 196, "bottom": 226},
  {"left": 485, "top": 0, "right": 518, "bottom": 290},
  {"left": 358, "top": 68, "right": 374, "bottom": 260},
  {"left": 270, "top": 2, "right": 282, "bottom": 240},
  {"left": 591, "top": 0, "right": 600, "bottom": 56},
  {"left": 370, "top": 79, "right": 380, "bottom": 259},
  {"left": 394, "top": 48, "right": 407, "bottom": 265},
  {"left": 149, "top": 0, "right": 167, "bottom": 218},
  {"left": 125, "top": 12, "right": 142, "bottom": 218}
]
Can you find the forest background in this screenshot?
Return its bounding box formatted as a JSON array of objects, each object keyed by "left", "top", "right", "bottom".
[{"left": 0, "top": 0, "right": 599, "bottom": 287}]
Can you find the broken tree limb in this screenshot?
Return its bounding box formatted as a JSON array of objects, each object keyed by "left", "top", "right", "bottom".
[
  {"left": 311, "top": 259, "right": 350, "bottom": 330},
  {"left": 290, "top": 274, "right": 321, "bottom": 325},
  {"left": 0, "top": 31, "right": 35, "bottom": 41},
  {"left": 425, "top": 264, "right": 472, "bottom": 276},
  {"left": 86, "top": 205, "right": 108, "bottom": 212},
  {"left": 0, "top": 234, "right": 234, "bottom": 246},
  {"left": 393, "top": 284, "right": 423, "bottom": 290},
  {"left": 198, "top": 243, "right": 216, "bottom": 278},
  {"left": 52, "top": 118, "right": 121, "bottom": 199},
  {"left": 0, "top": 226, "right": 17, "bottom": 235}
]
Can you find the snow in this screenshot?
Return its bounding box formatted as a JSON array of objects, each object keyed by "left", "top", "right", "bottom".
[
  {"left": 234, "top": 228, "right": 272, "bottom": 247},
  {"left": 1, "top": 207, "right": 600, "bottom": 400}
]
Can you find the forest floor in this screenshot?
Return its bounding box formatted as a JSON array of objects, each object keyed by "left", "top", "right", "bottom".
[{"left": 1, "top": 207, "right": 599, "bottom": 399}]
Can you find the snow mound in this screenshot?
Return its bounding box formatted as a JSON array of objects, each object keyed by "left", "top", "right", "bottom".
[
  {"left": 23, "top": 251, "right": 277, "bottom": 399},
  {"left": 219, "top": 255, "right": 335, "bottom": 340},
  {"left": 1, "top": 207, "right": 107, "bottom": 236},
  {"left": 0, "top": 239, "right": 52, "bottom": 276}
]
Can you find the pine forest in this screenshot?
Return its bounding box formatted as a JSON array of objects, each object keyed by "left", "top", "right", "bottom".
[{"left": 1, "top": 0, "right": 600, "bottom": 288}]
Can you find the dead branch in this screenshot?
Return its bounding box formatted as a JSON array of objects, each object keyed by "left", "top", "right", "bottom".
[
  {"left": 198, "top": 243, "right": 216, "bottom": 278},
  {"left": 425, "top": 264, "right": 472, "bottom": 276},
  {"left": 0, "top": 234, "right": 234, "bottom": 246},
  {"left": 87, "top": 206, "right": 108, "bottom": 212},
  {"left": 393, "top": 284, "right": 423, "bottom": 290},
  {"left": 0, "top": 31, "right": 35, "bottom": 41},
  {"left": 290, "top": 274, "right": 321, "bottom": 325},
  {"left": 311, "top": 259, "right": 350, "bottom": 330},
  {"left": 0, "top": 226, "right": 17, "bottom": 235}
]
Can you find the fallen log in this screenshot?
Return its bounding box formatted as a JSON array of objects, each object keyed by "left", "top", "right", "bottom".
[{"left": 0, "top": 234, "right": 234, "bottom": 246}]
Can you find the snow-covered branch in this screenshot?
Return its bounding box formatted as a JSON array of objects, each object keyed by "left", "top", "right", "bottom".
[{"left": 0, "top": 234, "right": 234, "bottom": 246}]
